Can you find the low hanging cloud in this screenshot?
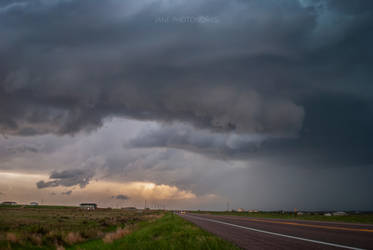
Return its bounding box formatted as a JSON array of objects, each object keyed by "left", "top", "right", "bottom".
[
  {"left": 61, "top": 190, "right": 72, "bottom": 196},
  {"left": 112, "top": 194, "right": 130, "bottom": 200},
  {"left": 7, "top": 144, "right": 39, "bottom": 154},
  {"left": 1, "top": 0, "right": 372, "bottom": 142},
  {"left": 129, "top": 123, "right": 270, "bottom": 159},
  {"left": 36, "top": 169, "right": 95, "bottom": 189}
]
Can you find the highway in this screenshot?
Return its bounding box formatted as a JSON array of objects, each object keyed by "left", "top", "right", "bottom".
[{"left": 180, "top": 213, "right": 373, "bottom": 250}]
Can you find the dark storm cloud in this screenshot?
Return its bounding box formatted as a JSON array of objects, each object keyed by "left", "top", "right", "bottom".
[
  {"left": 0, "top": 0, "right": 312, "bottom": 136},
  {"left": 129, "top": 93, "right": 373, "bottom": 167},
  {"left": 36, "top": 169, "right": 94, "bottom": 189},
  {"left": 112, "top": 194, "right": 130, "bottom": 200},
  {"left": 0, "top": 0, "right": 372, "bottom": 171},
  {"left": 129, "top": 123, "right": 266, "bottom": 160}
]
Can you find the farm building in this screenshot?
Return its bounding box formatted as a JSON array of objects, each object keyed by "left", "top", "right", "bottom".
[
  {"left": 30, "top": 202, "right": 39, "bottom": 206},
  {"left": 80, "top": 203, "right": 97, "bottom": 210},
  {"left": 237, "top": 208, "right": 245, "bottom": 212},
  {"left": 1, "top": 201, "right": 17, "bottom": 205}
]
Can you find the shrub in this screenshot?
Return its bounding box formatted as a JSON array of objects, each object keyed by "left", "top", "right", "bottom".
[
  {"left": 64, "top": 232, "right": 83, "bottom": 245},
  {"left": 56, "top": 245, "right": 65, "bottom": 250},
  {"left": 29, "top": 234, "right": 42, "bottom": 245},
  {"left": 6, "top": 233, "right": 18, "bottom": 243},
  {"left": 102, "top": 227, "right": 131, "bottom": 243}
]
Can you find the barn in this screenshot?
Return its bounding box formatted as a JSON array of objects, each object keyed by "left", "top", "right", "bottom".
[
  {"left": 80, "top": 203, "right": 97, "bottom": 210},
  {"left": 1, "top": 201, "right": 17, "bottom": 206}
]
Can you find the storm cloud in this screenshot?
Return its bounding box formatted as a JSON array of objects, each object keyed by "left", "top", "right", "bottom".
[
  {"left": 1, "top": 0, "right": 373, "bottom": 210},
  {"left": 129, "top": 123, "right": 267, "bottom": 160},
  {"left": 36, "top": 169, "right": 94, "bottom": 189},
  {"left": 0, "top": 0, "right": 371, "bottom": 156},
  {"left": 0, "top": 0, "right": 325, "bottom": 136}
]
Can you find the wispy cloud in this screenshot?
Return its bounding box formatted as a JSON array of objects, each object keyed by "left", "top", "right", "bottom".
[
  {"left": 61, "top": 190, "right": 72, "bottom": 196},
  {"left": 112, "top": 194, "right": 129, "bottom": 200}
]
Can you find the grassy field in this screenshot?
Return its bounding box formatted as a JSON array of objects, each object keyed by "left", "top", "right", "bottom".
[
  {"left": 70, "top": 213, "right": 239, "bottom": 250},
  {"left": 0, "top": 206, "right": 238, "bottom": 250},
  {"left": 0, "top": 205, "right": 161, "bottom": 250},
  {"left": 191, "top": 211, "right": 373, "bottom": 224}
]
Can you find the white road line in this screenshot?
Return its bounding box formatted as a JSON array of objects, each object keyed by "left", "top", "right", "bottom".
[{"left": 182, "top": 214, "right": 365, "bottom": 250}]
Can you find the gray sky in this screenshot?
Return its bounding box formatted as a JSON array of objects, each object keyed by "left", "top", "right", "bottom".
[{"left": 0, "top": 0, "right": 373, "bottom": 210}]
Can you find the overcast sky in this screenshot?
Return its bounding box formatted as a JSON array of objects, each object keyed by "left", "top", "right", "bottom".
[{"left": 1, "top": 0, "right": 373, "bottom": 210}]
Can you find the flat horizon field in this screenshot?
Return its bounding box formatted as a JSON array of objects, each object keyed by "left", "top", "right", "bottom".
[{"left": 0, "top": 205, "right": 238, "bottom": 250}]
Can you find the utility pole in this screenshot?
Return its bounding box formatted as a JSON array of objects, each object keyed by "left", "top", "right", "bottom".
[
  {"left": 227, "top": 201, "right": 230, "bottom": 211},
  {"left": 144, "top": 200, "right": 147, "bottom": 209}
]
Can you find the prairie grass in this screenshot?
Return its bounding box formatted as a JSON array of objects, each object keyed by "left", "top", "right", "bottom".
[
  {"left": 102, "top": 227, "right": 131, "bottom": 243},
  {"left": 0, "top": 205, "right": 161, "bottom": 249}
]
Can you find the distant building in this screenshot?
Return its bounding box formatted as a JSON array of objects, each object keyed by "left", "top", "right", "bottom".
[
  {"left": 237, "top": 208, "right": 245, "bottom": 212},
  {"left": 248, "top": 209, "right": 259, "bottom": 213},
  {"left": 1, "top": 201, "right": 17, "bottom": 206},
  {"left": 30, "top": 202, "right": 39, "bottom": 206},
  {"left": 324, "top": 213, "right": 332, "bottom": 216},
  {"left": 297, "top": 212, "right": 304, "bottom": 216},
  {"left": 333, "top": 211, "right": 347, "bottom": 216},
  {"left": 122, "top": 207, "right": 137, "bottom": 210},
  {"left": 80, "top": 203, "right": 97, "bottom": 210}
]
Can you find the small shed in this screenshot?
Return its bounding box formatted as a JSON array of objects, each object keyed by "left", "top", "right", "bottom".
[
  {"left": 30, "top": 202, "right": 39, "bottom": 206},
  {"left": 237, "top": 208, "right": 245, "bottom": 212},
  {"left": 80, "top": 203, "right": 97, "bottom": 210}
]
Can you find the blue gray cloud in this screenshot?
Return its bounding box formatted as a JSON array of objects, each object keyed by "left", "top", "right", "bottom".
[
  {"left": 112, "top": 194, "right": 130, "bottom": 200},
  {"left": 36, "top": 169, "right": 95, "bottom": 189},
  {"left": 61, "top": 190, "right": 72, "bottom": 196}
]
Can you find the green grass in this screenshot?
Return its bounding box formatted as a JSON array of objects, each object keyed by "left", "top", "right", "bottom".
[
  {"left": 191, "top": 211, "right": 373, "bottom": 224},
  {"left": 69, "top": 213, "right": 239, "bottom": 250}
]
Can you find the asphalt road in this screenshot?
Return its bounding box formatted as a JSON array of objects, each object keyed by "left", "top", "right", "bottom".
[{"left": 180, "top": 213, "right": 373, "bottom": 250}]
